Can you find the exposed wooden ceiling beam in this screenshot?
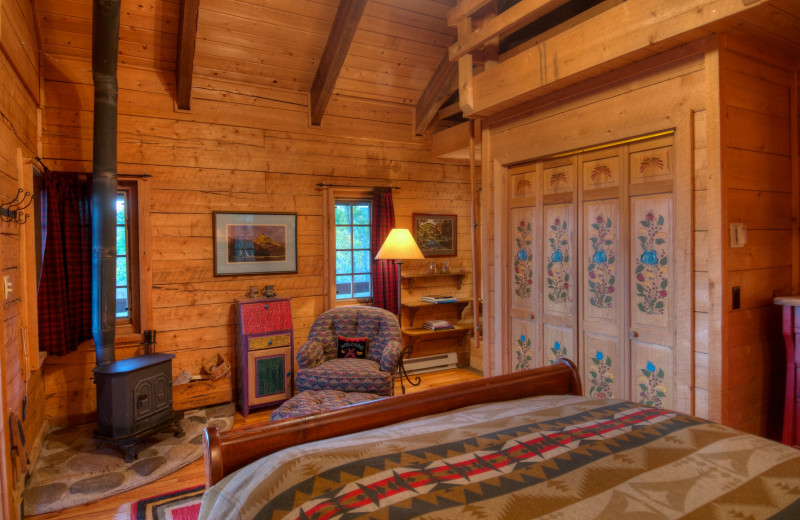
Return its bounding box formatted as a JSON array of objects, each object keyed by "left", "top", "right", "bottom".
[
  {"left": 414, "top": 52, "right": 458, "bottom": 136},
  {"left": 309, "top": 0, "right": 368, "bottom": 126},
  {"left": 176, "top": 0, "right": 200, "bottom": 110}
]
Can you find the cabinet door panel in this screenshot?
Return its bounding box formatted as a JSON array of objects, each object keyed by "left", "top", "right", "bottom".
[{"left": 247, "top": 346, "right": 292, "bottom": 406}]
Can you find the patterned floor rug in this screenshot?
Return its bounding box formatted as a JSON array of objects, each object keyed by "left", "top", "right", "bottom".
[
  {"left": 115, "top": 485, "right": 204, "bottom": 520},
  {"left": 23, "top": 403, "right": 234, "bottom": 516}
]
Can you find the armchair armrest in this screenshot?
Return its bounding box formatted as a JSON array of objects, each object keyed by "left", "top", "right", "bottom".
[
  {"left": 379, "top": 340, "right": 404, "bottom": 373},
  {"left": 296, "top": 340, "right": 325, "bottom": 369}
]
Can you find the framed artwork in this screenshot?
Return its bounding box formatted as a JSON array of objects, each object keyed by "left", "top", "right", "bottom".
[
  {"left": 212, "top": 212, "right": 297, "bottom": 276},
  {"left": 412, "top": 213, "right": 457, "bottom": 257}
]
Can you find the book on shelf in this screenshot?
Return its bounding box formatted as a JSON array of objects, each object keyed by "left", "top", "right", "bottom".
[
  {"left": 423, "top": 320, "right": 455, "bottom": 331},
  {"left": 421, "top": 295, "right": 458, "bottom": 303}
]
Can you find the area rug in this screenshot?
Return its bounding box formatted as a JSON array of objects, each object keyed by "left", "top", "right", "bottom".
[
  {"left": 23, "top": 403, "right": 234, "bottom": 516},
  {"left": 115, "top": 485, "right": 204, "bottom": 520}
]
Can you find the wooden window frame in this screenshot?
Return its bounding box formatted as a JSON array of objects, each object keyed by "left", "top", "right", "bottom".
[
  {"left": 115, "top": 176, "right": 152, "bottom": 343},
  {"left": 323, "top": 188, "right": 373, "bottom": 309}
]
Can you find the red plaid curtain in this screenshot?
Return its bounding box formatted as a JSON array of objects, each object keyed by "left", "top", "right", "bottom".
[
  {"left": 37, "top": 171, "right": 93, "bottom": 356},
  {"left": 371, "top": 188, "right": 397, "bottom": 314}
]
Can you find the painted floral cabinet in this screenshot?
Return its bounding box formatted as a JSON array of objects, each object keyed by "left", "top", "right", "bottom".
[{"left": 507, "top": 133, "right": 685, "bottom": 412}]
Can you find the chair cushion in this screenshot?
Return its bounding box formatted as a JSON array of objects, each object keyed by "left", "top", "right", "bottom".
[
  {"left": 270, "top": 390, "right": 380, "bottom": 421},
  {"left": 336, "top": 336, "right": 368, "bottom": 359},
  {"left": 295, "top": 358, "right": 393, "bottom": 395}
]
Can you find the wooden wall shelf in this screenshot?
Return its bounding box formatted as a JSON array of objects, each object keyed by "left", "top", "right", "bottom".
[
  {"left": 401, "top": 298, "right": 471, "bottom": 328},
  {"left": 401, "top": 272, "right": 468, "bottom": 293},
  {"left": 401, "top": 326, "right": 471, "bottom": 350}
]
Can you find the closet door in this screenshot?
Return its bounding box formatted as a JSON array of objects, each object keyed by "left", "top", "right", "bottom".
[
  {"left": 628, "top": 136, "right": 676, "bottom": 409},
  {"left": 541, "top": 157, "right": 578, "bottom": 367},
  {"left": 508, "top": 164, "right": 540, "bottom": 371},
  {"left": 580, "top": 147, "right": 626, "bottom": 399}
]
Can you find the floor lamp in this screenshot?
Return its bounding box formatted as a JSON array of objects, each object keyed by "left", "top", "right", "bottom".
[{"left": 375, "top": 228, "right": 424, "bottom": 393}]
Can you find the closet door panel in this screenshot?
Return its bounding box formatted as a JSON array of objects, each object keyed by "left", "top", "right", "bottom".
[
  {"left": 509, "top": 168, "right": 540, "bottom": 372},
  {"left": 542, "top": 202, "right": 577, "bottom": 371},
  {"left": 630, "top": 194, "right": 674, "bottom": 407},
  {"left": 582, "top": 199, "right": 624, "bottom": 398},
  {"left": 544, "top": 324, "right": 574, "bottom": 365},
  {"left": 630, "top": 195, "right": 673, "bottom": 332},
  {"left": 511, "top": 318, "right": 540, "bottom": 371},
  {"left": 584, "top": 332, "right": 623, "bottom": 399},
  {"left": 583, "top": 201, "right": 621, "bottom": 325},
  {"left": 631, "top": 340, "right": 674, "bottom": 410},
  {"left": 543, "top": 204, "right": 574, "bottom": 317}
]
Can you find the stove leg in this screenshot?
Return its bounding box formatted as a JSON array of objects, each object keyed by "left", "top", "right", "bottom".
[
  {"left": 174, "top": 419, "right": 185, "bottom": 438},
  {"left": 124, "top": 447, "right": 136, "bottom": 463}
]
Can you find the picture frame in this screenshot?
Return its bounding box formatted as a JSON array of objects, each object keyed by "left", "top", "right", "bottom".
[
  {"left": 212, "top": 212, "right": 297, "bottom": 276},
  {"left": 412, "top": 213, "right": 457, "bottom": 257}
]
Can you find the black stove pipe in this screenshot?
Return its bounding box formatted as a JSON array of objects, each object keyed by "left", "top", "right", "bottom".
[{"left": 91, "top": 0, "right": 121, "bottom": 366}]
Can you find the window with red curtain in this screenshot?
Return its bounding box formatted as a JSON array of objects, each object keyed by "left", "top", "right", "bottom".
[{"left": 37, "top": 171, "right": 93, "bottom": 356}]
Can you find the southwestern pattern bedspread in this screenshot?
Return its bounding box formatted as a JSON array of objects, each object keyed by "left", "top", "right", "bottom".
[{"left": 199, "top": 395, "right": 800, "bottom": 519}]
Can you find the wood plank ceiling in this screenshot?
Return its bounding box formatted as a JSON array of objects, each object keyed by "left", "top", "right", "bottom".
[{"left": 36, "top": 0, "right": 459, "bottom": 134}]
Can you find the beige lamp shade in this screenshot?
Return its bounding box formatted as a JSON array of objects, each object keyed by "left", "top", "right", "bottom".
[{"left": 375, "top": 228, "right": 425, "bottom": 260}]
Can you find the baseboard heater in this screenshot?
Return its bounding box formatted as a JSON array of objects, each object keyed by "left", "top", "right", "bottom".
[{"left": 403, "top": 352, "right": 458, "bottom": 375}]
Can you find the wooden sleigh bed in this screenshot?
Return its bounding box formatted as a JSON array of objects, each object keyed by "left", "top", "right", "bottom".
[{"left": 201, "top": 360, "right": 800, "bottom": 519}]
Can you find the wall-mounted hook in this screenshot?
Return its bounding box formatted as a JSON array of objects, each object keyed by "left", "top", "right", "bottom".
[{"left": 1, "top": 189, "right": 35, "bottom": 224}]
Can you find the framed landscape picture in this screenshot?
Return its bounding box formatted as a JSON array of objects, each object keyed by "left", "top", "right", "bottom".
[
  {"left": 412, "top": 213, "right": 457, "bottom": 257},
  {"left": 213, "top": 212, "right": 297, "bottom": 276}
]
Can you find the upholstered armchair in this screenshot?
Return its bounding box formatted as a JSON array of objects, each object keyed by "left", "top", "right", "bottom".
[{"left": 295, "top": 306, "right": 403, "bottom": 395}]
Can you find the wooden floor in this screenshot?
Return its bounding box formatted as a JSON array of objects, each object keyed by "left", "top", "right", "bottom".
[{"left": 26, "top": 367, "right": 482, "bottom": 519}]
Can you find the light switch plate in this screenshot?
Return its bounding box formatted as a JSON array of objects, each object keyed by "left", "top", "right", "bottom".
[
  {"left": 3, "top": 276, "right": 11, "bottom": 298},
  {"left": 729, "top": 223, "right": 747, "bottom": 248}
]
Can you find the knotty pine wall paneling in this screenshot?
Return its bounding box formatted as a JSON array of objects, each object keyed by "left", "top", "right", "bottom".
[
  {"left": 0, "top": 29, "right": 45, "bottom": 517},
  {"left": 40, "top": 59, "right": 472, "bottom": 427},
  {"left": 719, "top": 36, "right": 797, "bottom": 439}
]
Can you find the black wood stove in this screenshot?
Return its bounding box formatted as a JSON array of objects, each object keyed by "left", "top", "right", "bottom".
[{"left": 92, "top": 353, "right": 183, "bottom": 462}]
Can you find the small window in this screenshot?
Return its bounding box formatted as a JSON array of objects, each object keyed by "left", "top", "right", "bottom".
[
  {"left": 115, "top": 192, "right": 131, "bottom": 319},
  {"left": 115, "top": 181, "right": 141, "bottom": 331},
  {"left": 334, "top": 200, "right": 372, "bottom": 300}
]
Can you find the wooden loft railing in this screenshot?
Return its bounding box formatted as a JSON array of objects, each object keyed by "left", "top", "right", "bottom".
[{"left": 446, "top": 0, "right": 774, "bottom": 119}]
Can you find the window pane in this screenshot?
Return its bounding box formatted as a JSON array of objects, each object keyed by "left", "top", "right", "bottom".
[
  {"left": 115, "top": 288, "right": 129, "bottom": 318},
  {"left": 353, "top": 274, "right": 371, "bottom": 298},
  {"left": 116, "top": 197, "right": 125, "bottom": 225},
  {"left": 116, "top": 226, "right": 127, "bottom": 255},
  {"left": 334, "top": 204, "right": 351, "bottom": 225},
  {"left": 335, "top": 226, "right": 352, "bottom": 249},
  {"left": 353, "top": 250, "right": 371, "bottom": 274},
  {"left": 335, "top": 251, "right": 352, "bottom": 274},
  {"left": 352, "top": 204, "right": 370, "bottom": 225},
  {"left": 353, "top": 227, "right": 370, "bottom": 250},
  {"left": 116, "top": 256, "right": 128, "bottom": 285},
  {"left": 335, "top": 275, "right": 352, "bottom": 299}
]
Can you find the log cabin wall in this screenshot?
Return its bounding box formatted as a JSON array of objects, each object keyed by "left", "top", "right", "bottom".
[
  {"left": 718, "top": 36, "right": 798, "bottom": 437},
  {"left": 39, "top": 53, "right": 472, "bottom": 428},
  {"left": 0, "top": 0, "right": 47, "bottom": 511}
]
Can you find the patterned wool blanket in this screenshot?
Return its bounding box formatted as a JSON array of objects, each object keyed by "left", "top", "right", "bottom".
[{"left": 199, "top": 395, "right": 800, "bottom": 519}]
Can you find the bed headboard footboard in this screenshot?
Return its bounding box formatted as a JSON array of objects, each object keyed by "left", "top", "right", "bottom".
[{"left": 203, "top": 358, "right": 581, "bottom": 487}]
